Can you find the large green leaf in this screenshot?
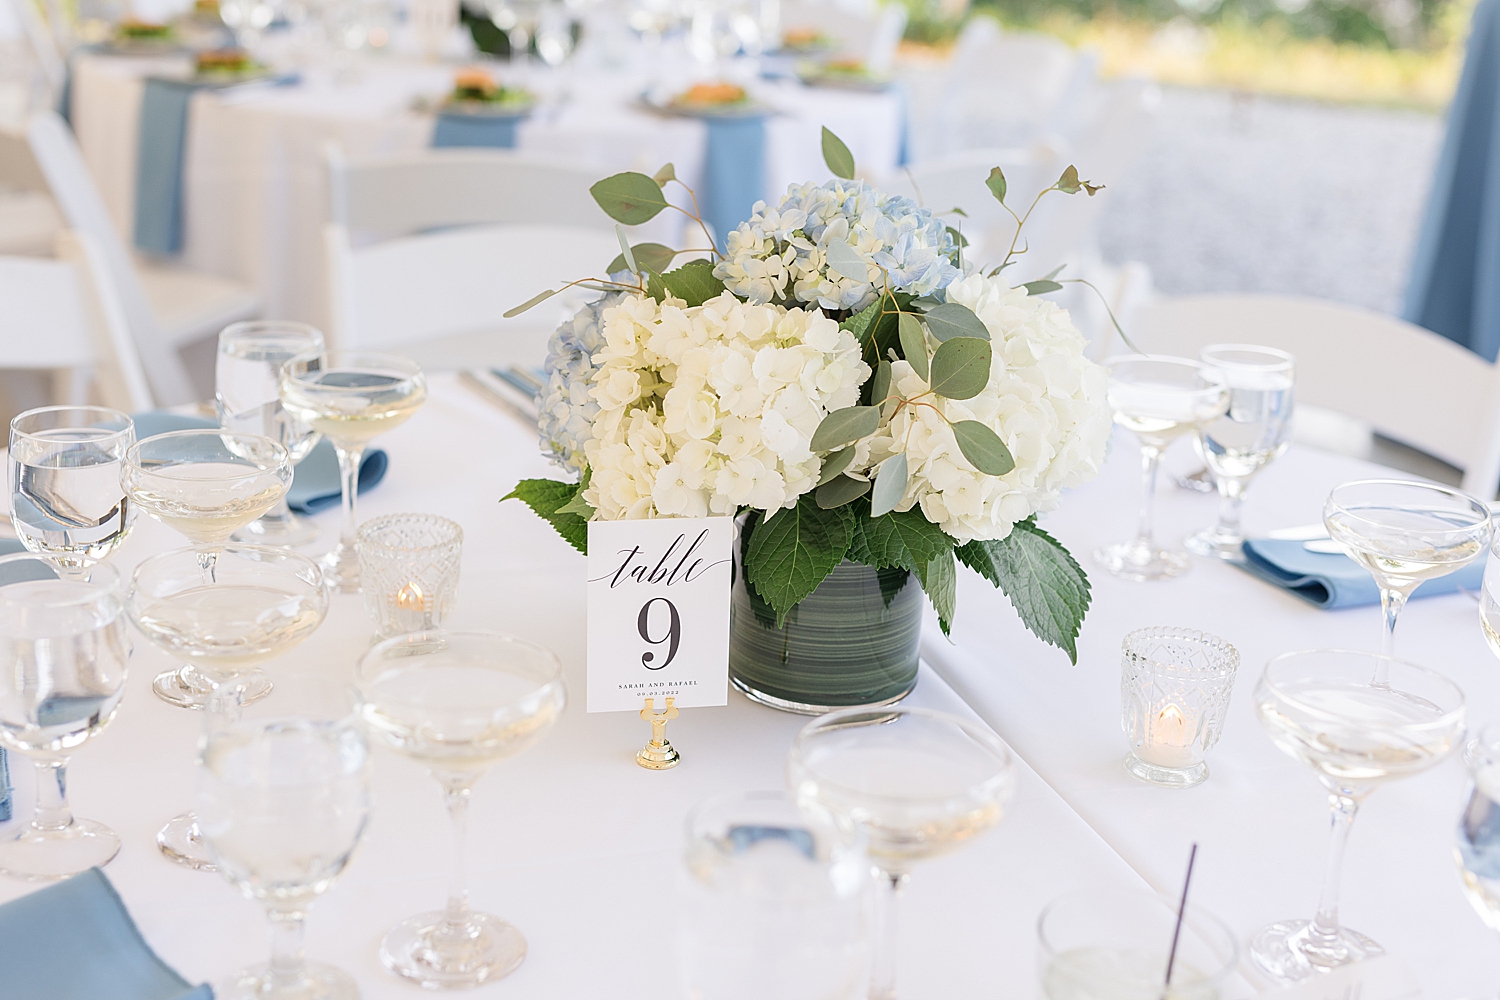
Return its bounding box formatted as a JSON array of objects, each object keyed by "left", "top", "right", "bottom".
[
  {"left": 954, "top": 519, "right": 1091, "bottom": 663},
  {"left": 917, "top": 548, "right": 957, "bottom": 636},
  {"left": 841, "top": 296, "right": 882, "bottom": 351},
  {"left": 924, "top": 302, "right": 988, "bottom": 342},
  {"left": 821, "top": 126, "right": 856, "bottom": 180},
  {"left": 951, "top": 420, "right": 1015, "bottom": 475},
  {"left": 898, "top": 313, "right": 929, "bottom": 381},
  {"left": 608, "top": 242, "right": 677, "bottom": 276},
  {"left": 928, "top": 337, "right": 992, "bottom": 400},
  {"left": 869, "top": 451, "right": 908, "bottom": 517},
  {"left": 590, "top": 172, "right": 671, "bottom": 224},
  {"left": 744, "top": 496, "right": 855, "bottom": 625},
  {"left": 647, "top": 260, "right": 725, "bottom": 307},
  {"left": 847, "top": 506, "right": 953, "bottom": 571},
  {"left": 810, "top": 405, "right": 880, "bottom": 451},
  {"left": 501, "top": 479, "right": 588, "bottom": 554},
  {"left": 815, "top": 475, "right": 870, "bottom": 509}
]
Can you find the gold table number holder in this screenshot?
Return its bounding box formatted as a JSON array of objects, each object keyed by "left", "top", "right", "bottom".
[{"left": 637, "top": 697, "right": 681, "bottom": 770}]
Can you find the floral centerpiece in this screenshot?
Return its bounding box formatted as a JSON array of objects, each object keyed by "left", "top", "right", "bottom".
[{"left": 506, "top": 131, "right": 1112, "bottom": 707}]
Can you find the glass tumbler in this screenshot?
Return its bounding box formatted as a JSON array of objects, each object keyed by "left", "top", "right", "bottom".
[
  {"left": 1120, "top": 627, "right": 1239, "bottom": 789},
  {"left": 356, "top": 513, "right": 463, "bottom": 640}
]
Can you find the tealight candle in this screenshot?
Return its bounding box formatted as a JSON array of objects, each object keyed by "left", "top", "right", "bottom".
[
  {"left": 357, "top": 514, "right": 463, "bottom": 640},
  {"left": 1120, "top": 627, "right": 1238, "bottom": 788}
]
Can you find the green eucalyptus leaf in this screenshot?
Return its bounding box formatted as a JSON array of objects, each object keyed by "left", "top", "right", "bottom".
[
  {"left": 909, "top": 295, "right": 943, "bottom": 311},
  {"left": 869, "top": 451, "right": 908, "bottom": 518},
  {"left": 1044, "top": 264, "right": 1066, "bottom": 280},
  {"left": 986, "top": 166, "right": 1007, "bottom": 204},
  {"left": 607, "top": 242, "right": 677, "bottom": 276},
  {"left": 816, "top": 474, "right": 870, "bottom": 508},
  {"left": 951, "top": 420, "right": 1015, "bottom": 475},
  {"left": 870, "top": 359, "right": 892, "bottom": 408},
  {"left": 816, "top": 446, "right": 858, "bottom": 486},
  {"left": 898, "top": 313, "right": 929, "bottom": 381},
  {"left": 946, "top": 225, "right": 968, "bottom": 248},
  {"left": 652, "top": 162, "right": 676, "bottom": 186},
  {"left": 928, "top": 337, "right": 992, "bottom": 400},
  {"left": 590, "top": 172, "right": 671, "bottom": 224},
  {"left": 810, "top": 405, "right": 880, "bottom": 451},
  {"left": 824, "top": 238, "right": 869, "bottom": 282},
  {"left": 821, "top": 126, "right": 855, "bottom": 180},
  {"left": 503, "top": 288, "right": 558, "bottom": 318},
  {"left": 1056, "top": 165, "right": 1081, "bottom": 194},
  {"left": 1022, "top": 279, "right": 1063, "bottom": 295},
  {"left": 924, "top": 302, "right": 988, "bottom": 342},
  {"left": 947, "top": 206, "right": 968, "bottom": 218},
  {"left": 615, "top": 224, "right": 639, "bottom": 275}
]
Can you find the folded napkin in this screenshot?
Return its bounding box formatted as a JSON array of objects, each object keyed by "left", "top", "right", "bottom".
[
  {"left": 134, "top": 78, "right": 207, "bottom": 255},
  {"left": 431, "top": 111, "right": 522, "bottom": 148},
  {"left": 0, "top": 868, "right": 212, "bottom": 1000},
  {"left": 702, "top": 116, "right": 768, "bottom": 253},
  {"left": 131, "top": 411, "right": 388, "bottom": 515},
  {"left": 1239, "top": 538, "right": 1486, "bottom": 610},
  {"left": 0, "top": 746, "right": 9, "bottom": 824}
]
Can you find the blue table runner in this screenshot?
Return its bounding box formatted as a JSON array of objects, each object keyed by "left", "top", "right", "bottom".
[{"left": 702, "top": 116, "right": 768, "bottom": 253}]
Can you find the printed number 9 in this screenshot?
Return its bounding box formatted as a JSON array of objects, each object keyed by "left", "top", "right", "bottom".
[{"left": 638, "top": 597, "right": 680, "bottom": 670}]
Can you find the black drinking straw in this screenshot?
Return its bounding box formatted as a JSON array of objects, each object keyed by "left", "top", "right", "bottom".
[{"left": 1164, "top": 842, "right": 1198, "bottom": 988}]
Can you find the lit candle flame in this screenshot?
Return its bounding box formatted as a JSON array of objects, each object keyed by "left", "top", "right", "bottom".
[
  {"left": 395, "top": 580, "right": 427, "bottom": 612},
  {"left": 1155, "top": 703, "right": 1188, "bottom": 747}
]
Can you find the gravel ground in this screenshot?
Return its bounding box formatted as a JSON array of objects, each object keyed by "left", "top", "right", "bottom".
[{"left": 1097, "top": 86, "right": 1446, "bottom": 316}]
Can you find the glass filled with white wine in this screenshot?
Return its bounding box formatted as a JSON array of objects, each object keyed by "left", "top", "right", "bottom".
[
  {"left": 1186, "top": 345, "right": 1295, "bottom": 560},
  {"left": 1095, "top": 356, "right": 1229, "bottom": 581},
  {"left": 1457, "top": 725, "right": 1500, "bottom": 975},
  {"left": 1324, "top": 479, "right": 1491, "bottom": 658},
  {"left": 1250, "top": 649, "right": 1465, "bottom": 983},
  {"left": 786, "top": 707, "right": 1015, "bottom": 1000},
  {"left": 280, "top": 351, "right": 427, "bottom": 593},
  {"left": 355, "top": 630, "right": 566, "bottom": 989}
]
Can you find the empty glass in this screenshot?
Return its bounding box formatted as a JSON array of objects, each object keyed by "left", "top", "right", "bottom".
[
  {"left": 787, "top": 707, "right": 1015, "bottom": 1000},
  {"left": 679, "top": 790, "right": 869, "bottom": 1000},
  {"left": 355, "top": 630, "right": 566, "bottom": 988},
  {"left": 0, "top": 555, "right": 129, "bottom": 880},
  {"left": 1186, "top": 345, "right": 1295, "bottom": 560},
  {"left": 1119, "top": 627, "right": 1238, "bottom": 789},
  {"left": 216, "top": 321, "right": 325, "bottom": 548},
  {"left": 1095, "top": 357, "right": 1229, "bottom": 582},
  {"left": 1251, "top": 649, "right": 1465, "bottom": 982},
  {"left": 1324, "top": 480, "right": 1491, "bottom": 657},
  {"left": 197, "top": 675, "right": 370, "bottom": 1000},
  {"left": 9, "top": 405, "right": 136, "bottom": 574},
  {"left": 357, "top": 513, "right": 463, "bottom": 640}
]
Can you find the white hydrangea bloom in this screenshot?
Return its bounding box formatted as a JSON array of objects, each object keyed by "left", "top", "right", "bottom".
[
  {"left": 577, "top": 291, "right": 869, "bottom": 520},
  {"left": 852, "top": 272, "right": 1111, "bottom": 543},
  {"left": 714, "top": 179, "right": 960, "bottom": 313},
  {"left": 537, "top": 291, "right": 621, "bottom": 476}
]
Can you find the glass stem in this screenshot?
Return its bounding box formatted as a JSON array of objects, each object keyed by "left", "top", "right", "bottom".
[
  {"left": 265, "top": 904, "right": 310, "bottom": 992},
  {"left": 1308, "top": 792, "right": 1360, "bottom": 952},
  {"left": 870, "top": 870, "right": 906, "bottom": 1000},
  {"left": 1214, "top": 477, "right": 1247, "bottom": 541},
  {"left": 196, "top": 547, "right": 218, "bottom": 585},
  {"left": 259, "top": 495, "right": 295, "bottom": 529},
  {"left": 1134, "top": 445, "right": 1163, "bottom": 550},
  {"left": 334, "top": 443, "right": 364, "bottom": 555},
  {"left": 1377, "top": 585, "right": 1414, "bottom": 663},
  {"left": 30, "top": 757, "right": 73, "bottom": 833},
  {"left": 442, "top": 784, "right": 472, "bottom": 931}
]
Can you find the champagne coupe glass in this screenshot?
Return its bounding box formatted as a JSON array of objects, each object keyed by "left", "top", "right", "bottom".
[
  {"left": 1457, "top": 725, "right": 1500, "bottom": 964},
  {"left": 680, "top": 790, "right": 869, "bottom": 1000},
  {"left": 355, "top": 630, "right": 566, "bottom": 989},
  {"left": 0, "top": 554, "right": 129, "bottom": 880},
  {"left": 216, "top": 321, "right": 326, "bottom": 548},
  {"left": 1324, "top": 480, "right": 1491, "bottom": 658},
  {"left": 1095, "top": 356, "right": 1229, "bottom": 582},
  {"left": 197, "top": 675, "right": 370, "bottom": 1000},
  {"left": 786, "top": 707, "right": 1016, "bottom": 1000},
  {"left": 1250, "top": 649, "right": 1465, "bottom": 982},
  {"left": 280, "top": 351, "right": 427, "bottom": 593},
  {"left": 129, "top": 544, "right": 330, "bottom": 869},
  {"left": 1186, "top": 345, "right": 1295, "bottom": 560},
  {"left": 10, "top": 406, "right": 136, "bottom": 575}
]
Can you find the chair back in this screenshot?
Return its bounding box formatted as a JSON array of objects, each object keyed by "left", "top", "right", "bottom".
[{"left": 1133, "top": 293, "right": 1500, "bottom": 498}]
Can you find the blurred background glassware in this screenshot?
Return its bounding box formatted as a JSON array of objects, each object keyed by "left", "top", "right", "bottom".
[
  {"left": 1251, "top": 649, "right": 1466, "bottom": 982},
  {"left": 9, "top": 406, "right": 136, "bottom": 576},
  {"left": 219, "top": 0, "right": 278, "bottom": 49},
  {"left": 216, "top": 321, "right": 326, "bottom": 548},
  {"left": 1119, "top": 627, "right": 1238, "bottom": 789},
  {"left": 535, "top": 0, "right": 577, "bottom": 67},
  {"left": 356, "top": 513, "right": 462, "bottom": 640},
  {"left": 486, "top": 0, "right": 543, "bottom": 66},
  {"left": 688, "top": 0, "right": 749, "bottom": 71},
  {"left": 1037, "top": 887, "right": 1239, "bottom": 1000},
  {"left": 1324, "top": 479, "right": 1491, "bottom": 657},
  {"left": 197, "top": 674, "right": 370, "bottom": 1000},
  {"left": 280, "top": 351, "right": 427, "bottom": 593},
  {"left": 0, "top": 555, "right": 129, "bottom": 880},
  {"left": 1095, "top": 356, "right": 1229, "bottom": 582},
  {"left": 1185, "top": 345, "right": 1295, "bottom": 560},
  {"left": 355, "top": 630, "right": 566, "bottom": 989},
  {"left": 128, "top": 544, "right": 329, "bottom": 868},
  {"left": 786, "top": 706, "right": 1015, "bottom": 1000},
  {"left": 679, "top": 790, "right": 869, "bottom": 1000}
]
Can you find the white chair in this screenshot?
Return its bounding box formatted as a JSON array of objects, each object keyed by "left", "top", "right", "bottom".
[
  {"left": 1131, "top": 293, "right": 1500, "bottom": 499},
  {"left": 325, "top": 146, "right": 635, "bottom": 370}
]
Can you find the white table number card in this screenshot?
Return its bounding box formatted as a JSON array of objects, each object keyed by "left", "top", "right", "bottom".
[{"left": 586, "top": 517, "right": 734, "bottom": 713}]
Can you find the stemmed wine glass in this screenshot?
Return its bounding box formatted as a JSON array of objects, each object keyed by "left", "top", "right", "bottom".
[
  {"left": 1324, "top": 480, "right": 1491, "bottom": 657},
  {"left": 1251, "top": 649, "right": 1465, "bottom": 981},
  {"left": 280, "top": 351, "right": 427, "bottom": 593},
  {"left": 0, "top": 554, "right": 129, "bottom": 880},
  {"left": 9, "top": 406, "right": 136, "bottom": 575},
  {"left": 1186, "top": 345, "right": 1295, "bottom": 560},
  {"left": 786, "top": 707, "right": 1015, "bottom": 1000},
  {"left": 216, "top": 321, "right": 326, "bottom": 547},
  {"left": 1095, "top": 356, "right": 1229, "bottom": 581},
  {"left": 355, "top": 630, "right": 566, "bottom": 989}
]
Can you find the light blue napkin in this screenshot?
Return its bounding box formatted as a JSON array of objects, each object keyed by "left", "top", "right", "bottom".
[
  {"left": 431, "top": 112, "right": 522, "bottom": 148},
  {"left": 134, "top": 78, "right": 204, "bottom": 255},
  {"left": 1239, "top": 538, "right": 1486, "bottom": 610},
  {"left": 702, "top": 116, "right": 767, "bottom": 253},
  {"left": 0, "top": 868, "right": 212, "bottom": 999},
  {"left": 130, "top": 412, "right": 388, "bottom": 515},
  {"left": 0, "top": 746, "right": 9, "bottom": 824}
]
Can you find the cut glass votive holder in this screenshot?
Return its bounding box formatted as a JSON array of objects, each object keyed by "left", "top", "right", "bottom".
[
  {"left": 1120, "top": 626, "right": 1239, "bottom": 788},
  {"left": 357, "top": 513, "right": 463, "bottom": 640}
]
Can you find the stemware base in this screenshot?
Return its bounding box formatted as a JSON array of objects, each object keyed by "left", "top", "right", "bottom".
[
  {"left": 156, "top": 811, "right": 217, "bottom": 871},
  {"left": 0, "top": 817, "right": 120, "bottom": 880},
  {"left": 1249, "top": 918, "right": 1385, "bottom": 982},
  {"left": 379, "top": 910, "right": 527, "bottom": 989},
  {"left": 231, "top": 512, "right": 321, "bottom": 548},
  {"left": 1122, "top": 752, "right": 1208, "bottom": 788},
  {"left": 153, "top": 666, "right": 272, "bottom": 711},
  {"left": 216, "top": 961, "right": 358, "bottom": 1000},
  {"left": 1184, "top": 526, "right": 1244, "bottom": 561},
  {"left": 1094, "top": 541, "right": 1191, "bottom": 582},
  {"left": 318, "top": 543, "right": 361, "bottom": 594}
]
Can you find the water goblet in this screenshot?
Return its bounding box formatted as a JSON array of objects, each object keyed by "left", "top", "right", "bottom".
[
  {"left": 280, "top": 351, "right": 427, "bottom": 593},
  {"left": 1095, "top": 356, "right": 1229, "bottom": 582},
  {"left": 216, "top": 321, "right": 326, "bottom": 547},
  {"left": 9, "top": 405, "right": 136, "bottom": 575},
  {"left": 786, "top": 706, "right": 1015, "bottom": 1000},
  {"left": 1186, "top": 345, "right": 1295, "bottom": 560},
  {"left": 197, "top": 675, "right": 370, "bottom": 1000},
  {"left": 1250, "top": 649, "right": 1465, "bottom": 982},
  {"left": 355, "top": 630, "right": 566, "bottom": 988},
  {"left": 0, "top": 554, "right": 129, "bottom": 880},
  {"left": 1324, "top": 480, "right": 1491, "bottom": 657}
]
